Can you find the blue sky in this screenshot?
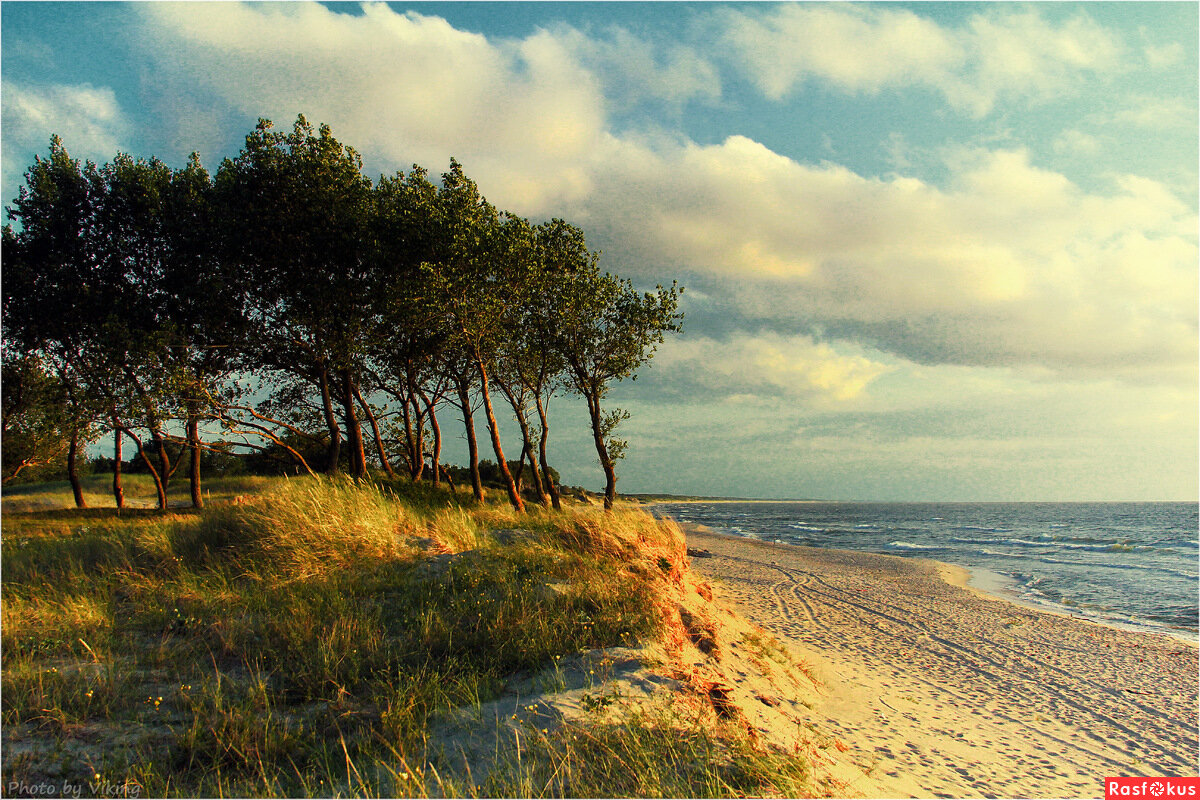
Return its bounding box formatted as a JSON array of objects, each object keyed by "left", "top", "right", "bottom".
[{"left": 3, "top": 2, "right": 1197, "bottom": 500}]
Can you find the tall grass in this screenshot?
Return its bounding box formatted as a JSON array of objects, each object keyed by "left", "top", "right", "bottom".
[
  {"left": 485, "top": 699, "right": 815, "bottom": 798},
  {"left": 2, "top": 475, "right": 807, "bottom": 797}
]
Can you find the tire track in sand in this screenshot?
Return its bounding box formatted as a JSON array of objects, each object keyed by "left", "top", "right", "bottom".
[{"left": 685, "top": 529, "right": 1200, "bottom": 797}]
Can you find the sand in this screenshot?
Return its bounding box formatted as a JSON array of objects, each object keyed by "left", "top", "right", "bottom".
[{"left": 685, "top": 526, "right": 1200, "bottom": 799}]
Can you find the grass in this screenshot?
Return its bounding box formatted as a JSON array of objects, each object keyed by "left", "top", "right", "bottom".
[
  {"left": 2, "top": 474, "right": 812, "bottom": 797},
  {"left": 485, "top": 698, "right": 815, "bottom": 798},
  {"left": 1, "top": 472, "right": 278, "bottom": 512}
]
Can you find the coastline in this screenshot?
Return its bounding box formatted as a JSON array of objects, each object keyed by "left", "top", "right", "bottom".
[
  {"left": 958, "top": 562, "right": 1200, "bottom": 645},
  {"left": 648, "top": 500, "right": 1200, "bottom": 646},
  {"left": 683, "top": 523, "right": 1200, "bottom": 798}
]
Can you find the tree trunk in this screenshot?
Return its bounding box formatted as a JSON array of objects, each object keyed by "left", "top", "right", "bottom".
[
  {"left": 534, "top": 394, "right": 561, "bottom": 510},
  {"left": 121, "top": 425, "right": 167, "bottom": 510},
  {"left": 411, "top": 396, "right": 426, "bottom": 482},
  {"left": 128, "top": 371, "right": 172, "bottom": 491},
  {"left": 112, "top": 426, "right": 125, "bottom": 509},
  {"left": 525, "top": 446, "right": 545, "bottom": 506},
  {"left": 340, "top": 369, "right": 368, "bottom": 479},
  {"left": 187, "top": 412, "right": 203, "bottom": 509},
  {"left": 513, "top": 441, "right": 526, "bottom": 495},
  {"left": 400, "top": 391, "right": 420, "bottom": 480},
  {"left": 476, "top": 359, "right": 524, "bottom": 512},
  {"left": 456, "top": 377, "right": 484, "bottom": 502},
  {"left": 150, "top": 428, "right": 172, "bottom": 494},
  {"left": 422, "top": 392, "right": 442, "bottom": 487},
  {"left": 67, "top": 430, "right": 86, "bottom": 508},
  {"left": 402, "top": 370, "right": 426, "bottom": 482},
  {"left": 318, "top": 366, "right": 342, "bottom": 473},
  {"left": 355, "top": 385, "right": 395, "bottom": 479},
  {"left": 497, "top": 379, "right": 547, "bottom": 506},
  {"left": 584, "top": 393, "right": 616, "bottom": 511},
  {"left": 517, "top": 415, "right": 546, "bottom": 505}
]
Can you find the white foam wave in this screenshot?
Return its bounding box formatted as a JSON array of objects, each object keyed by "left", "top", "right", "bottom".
[{"left": 951, "top": 536, "right": 1143, "bottom": 552}]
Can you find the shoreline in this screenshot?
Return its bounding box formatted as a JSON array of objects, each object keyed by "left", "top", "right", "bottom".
[
  {"left": 960, "top": 562, "right": 1200, "bottom": 646},
  {"left": 663, "top": 508, "right": 1199, "bottom": 645},
  {"left": 683, "top": 524, "right": 1200, "bottom": 798},
  {"left": 685, "top": 521, "right": 1200, "bottom": 646}
]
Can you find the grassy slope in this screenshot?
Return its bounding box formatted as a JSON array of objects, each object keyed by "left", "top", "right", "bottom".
[{"left": 2, "top": 476, "right": 816, "bottom": 797}]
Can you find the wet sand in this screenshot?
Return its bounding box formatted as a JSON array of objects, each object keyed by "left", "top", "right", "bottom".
[{"left": 686, "top": 526, "right": 1199, "bottom": 798}]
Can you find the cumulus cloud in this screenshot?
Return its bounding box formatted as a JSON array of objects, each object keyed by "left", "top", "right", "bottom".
[
  {"left": 547, "top": 24, "right": 721, "bottom": 112},
  {"left": 717, "top": 5, "right": 1126, "bottom": 117},
  {"left": 137, "top": 2, "right": 607, "bottom": 212},
  {"left": 1102, "top": 96, "right": 1195, "bottom": 130},
  {"left": 576, "top": 139, "right": 1196, "bottom": 377},
  {"left": 2, "top": 80, "right": 131, "bottom": 195},
  {"left": 129, "top": 2, "right": 1195, "bottom": 380},
  {"left": 649, "top": 332, "right": 893, "bottom": 403},
  {"left": 1144, "top": 41, "right": 1184, "bottom": 69}
]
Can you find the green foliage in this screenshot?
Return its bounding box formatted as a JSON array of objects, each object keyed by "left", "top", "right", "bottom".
[
  {"left": 5, "top": 116, "right": 682, "bottom": 509},
  {"left": 1, "top": 477, "right": 693, "bottom": 796},
  {"left": 1, "top": 354, "right": 85, "bottom": 483}
]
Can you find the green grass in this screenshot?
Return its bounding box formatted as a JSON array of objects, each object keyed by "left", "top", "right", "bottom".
[
  {"left": 1, "top": 472, "right": 277, "bottom": 512},
  {"left": 2, "top": 474, "right": 811, "bottom": 797}
]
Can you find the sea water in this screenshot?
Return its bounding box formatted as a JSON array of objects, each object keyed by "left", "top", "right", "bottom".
[{"left": 653, "top": 501, "right": 1199, "bottom": 640}]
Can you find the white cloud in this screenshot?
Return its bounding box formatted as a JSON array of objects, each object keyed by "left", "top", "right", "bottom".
[
  {"left": 576, "top": 139, "right": 1197, "bottom": 376},
  {"left": 2, "top": 81, "right": 131, "bottom": 194},
  {"left": 720, "top": 4, "right": 961, "bottom": 99},
  {"left": 1144, "top": 41, "right": 1184, "bottom": 69},
  {"left": 137, "top": 2, "right": 607, "bottom": 211},
  {"left": 1052, "top": 129, "right": 1102, "bottom": 157},
  {"left": 1103, "top": 96, "right": 1195, "bottom": 130},
  {"left": 652, "top": 332, "right": 893, "bottom": 403},
  {"left": 718, "top": 5, "right": 1126, "bottom": 117},
  {"left": 130, "top": 3, "right": 1196, "bottom": 380},
  {"left": 548, "top": 24, "right": 721, "bottom": 111}
]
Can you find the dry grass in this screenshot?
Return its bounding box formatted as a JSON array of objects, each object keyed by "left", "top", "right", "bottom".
[{"left": 1, "top": 475, "right": 810, "bottom": 797}]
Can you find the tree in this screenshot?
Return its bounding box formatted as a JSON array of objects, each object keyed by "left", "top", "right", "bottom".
[
  {"left": 159, "top": 153, "right": 246, "bottom": 508},
  {"left": 492, "top": 215, "right": 562, "bottom": 508},
  {"left": 556, "top": 263, "right": 681, "bottom": 510},
  {"left": 368, "top": 166, "right": 443, "bottom": 482},
  {"left": 0, "top": 353, "right": 95, "bottom": 485},
  {"left": 424, "top": 161, "right": 525, "bottom": 511},
  {"left": 2, "top": 137, "right": 135, "bottom": 507},
  {"left": 215, "top": 116, "right": 375, "bottom": 477},
  {"left": 5, "top": 121, "right": 682, "bottom": 507}
]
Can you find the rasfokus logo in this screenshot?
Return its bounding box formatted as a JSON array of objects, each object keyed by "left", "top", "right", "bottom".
[{"left": 1106, "top": 778, "right": 1200, "bottom": 798}]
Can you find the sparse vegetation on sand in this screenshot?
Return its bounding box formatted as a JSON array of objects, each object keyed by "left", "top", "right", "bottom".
[{"left": 2, "top": 476, "right": 818, "bottom": 798}]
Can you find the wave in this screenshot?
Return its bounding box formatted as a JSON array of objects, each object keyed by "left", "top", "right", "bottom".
[
  {"left": 950, "top": 536, "right": 1145, "bottom": 552},
  {"left": 886, "top": 541, "right": 940, "bottom": 551},
  {"left": 979, "top": 548, "right": 1026, "bottom": 559},
  {"left": 952, "top": 525, "right": 1014, "bottom": 533},
  {"left": 788, "top": 523, "right": 828, "bottom": 532},
  {"left": 1031, "top": 554, "right": 1197, "bottom": 580}
]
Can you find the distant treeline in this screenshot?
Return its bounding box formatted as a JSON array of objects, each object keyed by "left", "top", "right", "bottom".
[{"left": 2, "top": 115, "right": 681, "bottom": 511}]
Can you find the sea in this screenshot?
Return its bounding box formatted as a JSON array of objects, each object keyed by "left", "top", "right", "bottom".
[{"left": 652, "top": 501, "right": 1200, "bottom": 641}]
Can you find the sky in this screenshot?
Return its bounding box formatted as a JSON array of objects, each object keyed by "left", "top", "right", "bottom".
[{"left": 2, "top": 1, "right": 1197, "bottom": 501}]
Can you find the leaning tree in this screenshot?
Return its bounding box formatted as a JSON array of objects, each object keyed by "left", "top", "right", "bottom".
[{"left": 556, "top": 262, "right": 681, "bottom": 510}]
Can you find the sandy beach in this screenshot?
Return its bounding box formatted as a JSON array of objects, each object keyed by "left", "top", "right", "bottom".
[{"left": 685, "top": 526, "right": 1199, "bottom": 799}]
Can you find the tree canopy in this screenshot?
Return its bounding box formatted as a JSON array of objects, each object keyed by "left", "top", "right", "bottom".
[{"left": 2, "top": 116, "right": 681, "bottom": 511}]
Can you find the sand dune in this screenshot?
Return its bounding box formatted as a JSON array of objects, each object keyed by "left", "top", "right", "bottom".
[{"left": 685, "top": 527, "right": 1199, "bottom": 799}]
